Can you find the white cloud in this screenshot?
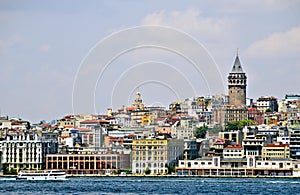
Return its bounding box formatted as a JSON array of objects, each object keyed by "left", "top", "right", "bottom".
[
  {"left": 140, "top": 8, "right": 238, "bottom": 83},
  {"left": 141, "top": 9, "right": 235, "bottom": 42},
  {"left": 245, "top": 26, "right": 300, "bottom": 58}
]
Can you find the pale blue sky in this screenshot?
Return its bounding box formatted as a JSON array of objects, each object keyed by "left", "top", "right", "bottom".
[{"left": 0, "top": 0, "right": 300, "bottom": 122}]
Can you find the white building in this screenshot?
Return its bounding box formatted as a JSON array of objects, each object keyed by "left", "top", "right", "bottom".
[
  {"left": 176, "top": 157, "right": 296, "bottom": 176},
  {"left": 256, "top": 96, "right": 278, "bottom": 112},
  {"left": 1, "top": 134, "right": 58, "bottom": 170}
]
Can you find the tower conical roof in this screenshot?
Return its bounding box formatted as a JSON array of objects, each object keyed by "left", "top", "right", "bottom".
[{"left": 231, "top": 55, "right": 243, "bottom": 73}]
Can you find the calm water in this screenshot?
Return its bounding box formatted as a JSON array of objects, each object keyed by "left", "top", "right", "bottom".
[{"left": 1, "top": 176, "right": 300, "bottom": 194}]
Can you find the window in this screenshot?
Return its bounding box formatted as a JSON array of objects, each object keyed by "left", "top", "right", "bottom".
[{"left": 188, "top": 162, "right": 191, "bottom": 167}]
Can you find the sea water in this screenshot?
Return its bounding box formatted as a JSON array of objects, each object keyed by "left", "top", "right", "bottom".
[{"left": 1, "top": 177, "right": 300, "bottom": 194}]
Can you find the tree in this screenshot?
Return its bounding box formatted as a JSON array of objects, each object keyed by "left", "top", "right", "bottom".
[
  {"left": 265, "top": 108, "right": 272, "bottom": 113},
  {"left": 166, "top": 165, "right": 175, "bottom": 174},
  {"left": 225, "top": 120, "right": 254, "bottom": 131},
  {"left": 2, "top": 164, "right": 18, "bottom": 175},
  {"left": 144, "top": 167, "right": 151, "bottom": 175},
  {"left": 195, "top": 126, "right": 208, "bottom": 138}
]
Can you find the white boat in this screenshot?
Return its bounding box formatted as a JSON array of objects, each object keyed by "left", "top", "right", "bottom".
[{"left": 16, "top": 170, "right": 68, "bottom": 180}]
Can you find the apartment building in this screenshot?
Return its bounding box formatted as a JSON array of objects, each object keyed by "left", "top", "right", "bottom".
[
  {"left": 132, "top": 138, "right": 184, "bottom": 174},
  {"left": 223, "top": 145, "right": 244, "bottom": 158},
  {"left": 262, "top": 143, "right": 290, "bottom": 160},
  {"left": 1, "top": 134, "right": 58, "bottom": 170}
]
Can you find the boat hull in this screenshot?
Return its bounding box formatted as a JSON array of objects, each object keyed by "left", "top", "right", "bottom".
[{"left": 16, "top": 170, "right": 68, "bottom": 181}]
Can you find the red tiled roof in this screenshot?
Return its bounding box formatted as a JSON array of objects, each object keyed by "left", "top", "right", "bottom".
[
  {"left": 225, "top": 145, "right": 243, "bottom": 149},
  {"left": 81, "top": 119, "right": 109, "bottom": 123},
  {"left": 266, "top": 143, "right": 289, "bottom": 147},
  {"left": 63, "top": 125, "right": 75, "bottom": 128},
  {"left": 75, "top": 127, "right": 91, "bottom": 132},
  {"left": 127, "top": 134, "right": 137, "bottom": 137}
]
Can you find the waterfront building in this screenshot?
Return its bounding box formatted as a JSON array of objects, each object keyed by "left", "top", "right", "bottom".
[
  {"left": 176, "top": 156, "right": 295, "bottom": 176},
  {"left": 46, "top": 153, "right": 130, "bottom": 175},
  {"left": 132, "top": 138, "right": 184, "bottom": 174},
  {"left": 1, "top": 134, "right": 58, "bottom": 170}
]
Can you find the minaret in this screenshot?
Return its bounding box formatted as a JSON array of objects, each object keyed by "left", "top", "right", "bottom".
[
  {"left": 132, "top": 92, "right": 145, "bottom": 110},
  {"left": 228, "top": 49, "right": 247, "bottom": 107}
]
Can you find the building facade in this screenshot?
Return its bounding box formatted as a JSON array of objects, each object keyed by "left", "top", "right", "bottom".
[
  {"left": 262, "top": 143, "right": 290, "bottom": 160},
  {"left": 256, "top": 96, "right": 278, "bottom": 113},
  {"left": 46, "top": 153, "right": 130, "bottom": 175},
  {"left": 176, "top": 157, "right": 295, "bottom": 177},
  {"left": 132, "top": 138, "right": 184, "bottom": 174},
  {"left": 1, "top": 134, "right": 58, "bottom": 170}
]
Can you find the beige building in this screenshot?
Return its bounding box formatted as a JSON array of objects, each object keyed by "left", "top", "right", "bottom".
[
  {"left": 223, "top": 145, "right": 244, "bottom": 158},
  {"left": 132, "top": 138, "right": 184, "bottom": 174},
  {"left": 57, "top": 115, "right": 76, "bottom": 128},
  {"left": 213, "top": 106, "right": 248, "bottom": 128},
  {"left": 46, "top": 153, "right": 130, "bottom": 175},
  {"left": 262, "top": 143, "right": 290, "bottom": 160}
]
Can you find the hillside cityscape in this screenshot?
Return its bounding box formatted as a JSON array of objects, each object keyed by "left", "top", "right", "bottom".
[{"left": 1, "top": 53, "right": 300, "bottom": 177}]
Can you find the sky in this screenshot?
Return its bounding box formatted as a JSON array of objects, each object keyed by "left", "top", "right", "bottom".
[{"left": 0, "top": 0, "right": 300, "bottom": 123}]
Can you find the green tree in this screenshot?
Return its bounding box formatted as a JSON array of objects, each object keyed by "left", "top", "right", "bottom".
[
  {"left": 166, "top": 165, "right": 175, "bottom": 174},
  {"left": 210, "top": 125, "right": 223, "bottom": 134},
  {"left": 225, "top": 120, "right": 254, "bottom": 131},
  {"left": 2, "top": 163, "right": 9, "bottom": 175},
  {"left": 2, "top": 164, "right": 18, "bottom": 175},
  {"left": 195, "top": 126, "right": 208, "bottom": 138},
  {"left": 144, "top": 167, "right": 151, "bottom": 175},
  {"left": 265, "top": 108, "right": 272, "bottom": 112}
]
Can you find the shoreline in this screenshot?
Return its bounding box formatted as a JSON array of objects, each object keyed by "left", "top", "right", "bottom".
[{"left": 2, "top": 174, "right": 300, "bottom": 179}]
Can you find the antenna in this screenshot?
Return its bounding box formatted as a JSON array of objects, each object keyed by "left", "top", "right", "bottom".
[{"left": 236, "top": 48, "right": 239, "bottom": 56}]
